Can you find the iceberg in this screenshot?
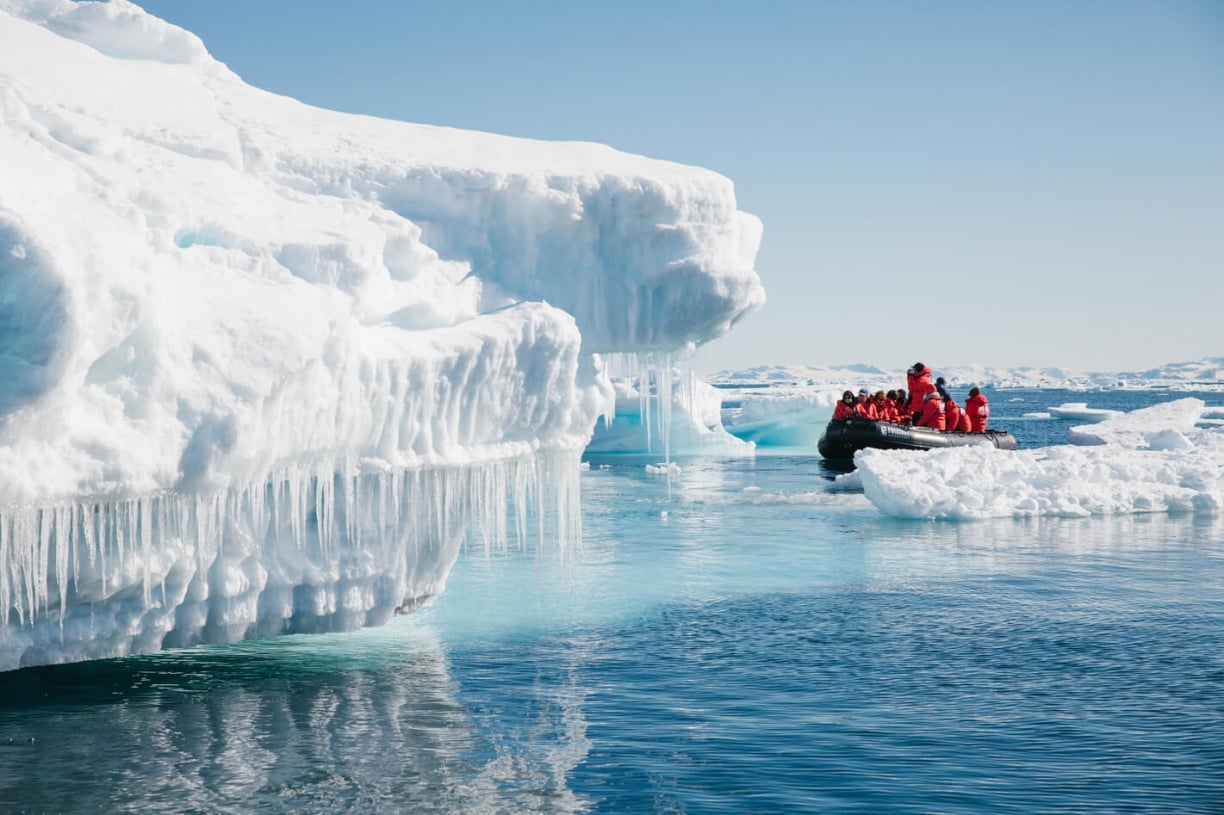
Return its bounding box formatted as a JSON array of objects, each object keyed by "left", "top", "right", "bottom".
[
  {"left": 0, "top": 0, "right": 763, "bottom": 669},
  {"left": 706, "top": 369, "right": 856, "bottom": 448},
  {"left": 720, "top": 388, "right": 837, "bottom": 448}
]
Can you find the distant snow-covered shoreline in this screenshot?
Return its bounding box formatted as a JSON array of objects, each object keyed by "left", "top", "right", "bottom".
[{"left": 707, "top": 358, "right": 1224, "bottom": 392}]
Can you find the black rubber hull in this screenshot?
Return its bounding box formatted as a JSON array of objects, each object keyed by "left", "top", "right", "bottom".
[{"left": 817, "top": 418, "right": 1017, "bottom": 461}]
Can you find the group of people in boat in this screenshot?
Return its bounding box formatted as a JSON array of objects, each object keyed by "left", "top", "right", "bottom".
[{"left": 832, "top": 362, "right": 991, "bottom": 432}]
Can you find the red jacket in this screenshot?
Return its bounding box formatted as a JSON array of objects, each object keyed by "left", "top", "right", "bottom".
[
  {"left": 886, "top": 397, "right": 907, "bottom": 423},
  {"left": 965, "top": 393, "right": 990, "bottom": 432},
  {"left": 833, "top": 398, "right": 857, "bottom": 420},
  {"left": 907, "top": 366, "right": 935, "bottom": 416},
  {"left": 917, "top": 393, "right": 946, "bottom": 430},
  {"left": 945, "top": 399, "right": 971, "bottom": 432},
  {"left": 855, "top": 398, "right": 878, "bottom": 420},
  {"left": 874, "top": 397, "right": 897, "bottom": 423}
]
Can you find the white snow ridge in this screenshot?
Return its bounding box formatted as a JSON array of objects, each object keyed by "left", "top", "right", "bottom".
[{"left": 0, "top": 0, "right": 764, "bottom": 669}]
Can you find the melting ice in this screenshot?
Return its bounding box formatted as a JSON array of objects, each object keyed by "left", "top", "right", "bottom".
[{"left": 0, "top": 0, "right": 763, "bottom": 668}]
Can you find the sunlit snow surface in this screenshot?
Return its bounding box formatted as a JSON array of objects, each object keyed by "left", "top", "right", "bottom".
[
  {"left": 857, "top": 399, "right": 1223, "bottom": 520},
  {"left": 0, "top": 0, "right": 763, "bottom": 668}
]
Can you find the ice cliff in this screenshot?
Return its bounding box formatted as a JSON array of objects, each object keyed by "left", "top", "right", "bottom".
[{"left": 0, "top": 0, "right": 763, "bottom": 669}]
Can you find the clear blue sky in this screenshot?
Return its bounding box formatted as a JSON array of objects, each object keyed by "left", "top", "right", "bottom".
[{"left": 139, "top": 0, "right": 1224, "bottom": 373}]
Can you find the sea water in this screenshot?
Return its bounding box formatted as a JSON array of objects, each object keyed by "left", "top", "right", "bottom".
[{"left": 1, "top": 389, "right": 1222, "bottom": 814}]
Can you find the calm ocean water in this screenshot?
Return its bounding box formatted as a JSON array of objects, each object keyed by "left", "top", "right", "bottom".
[{"left": 2, "top": 389, "right": 1222, "bottom": 814}]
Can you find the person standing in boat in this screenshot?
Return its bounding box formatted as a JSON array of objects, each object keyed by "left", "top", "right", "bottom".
[
  {"left": 965, "top": 386, "right": 991, "bottom": 432},
  {"left": 945, "top": 393, "right": 971, "bottom": 432},
  {"left": 833, "top": 390, "right": 858, "bottom": 420},
  {"left": 907, "top": 363, "right": 936, "bottom": 420},
  {"left": 917, "top": 389, "right": 946, "bottom": 430}
]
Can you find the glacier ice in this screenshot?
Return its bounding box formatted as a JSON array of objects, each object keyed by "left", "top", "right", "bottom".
[{"left": 0, "top": 0, "right": 763, "bottom": 668}]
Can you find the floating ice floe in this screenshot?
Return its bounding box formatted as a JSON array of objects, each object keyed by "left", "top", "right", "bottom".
[
  {"left": 1065, "top": 398, "right": 1205, "bottom": 447},
  {"left": 1047, "top": 402, "right": 1122, "bottom": 422},
  {"left": 856, "top": 399, "right": 1222, "bottom": 520}
]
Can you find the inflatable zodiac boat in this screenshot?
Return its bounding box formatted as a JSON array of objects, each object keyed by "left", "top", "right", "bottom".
[{"left": 817, "top": 418, "right": 1017, "bottom": 462}]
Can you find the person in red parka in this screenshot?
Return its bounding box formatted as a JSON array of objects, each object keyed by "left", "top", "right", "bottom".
[
  {"left": 855, "top": 388, "right": 878, "bottom": 419},
  {"left": 873, "top": 391, "right": 896, "bottom": 423},
  {"left": 833, "top": 390, "right": 857, "bottom": 420},
  {"left": 882, "top": 391, "right": 901, "bottom": 423},
  {"left": 893, "top": 389, "right": 909, "bottom": 423},
  {"left": 906, "top": 362, "right": 936, "bottom": 420},
  {"left": 945, "top": 396, "right": 971, "bottom": 432},
  {"left": 965, "top": 386, "right": 990, "bottom": 432},
  {"left": 917, "top": 390, "right": 946, "bottom": 430}
]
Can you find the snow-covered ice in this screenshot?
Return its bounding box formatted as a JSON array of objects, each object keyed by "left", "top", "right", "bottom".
[
  {"left": 703, "top": 375, "right": 1224, "bottom": 522},
  {"left": 1047, "top": 402, "right": 1122, "bottom": 423},
  {"left": 856, "top": 399, "right": 1222, "bottom": 520},
  {"left": 0, "top": 0, "right": 763, "bottom": 668},
  {"left": 1064, "top": 398, "right": 1205, "bottom": 447}
]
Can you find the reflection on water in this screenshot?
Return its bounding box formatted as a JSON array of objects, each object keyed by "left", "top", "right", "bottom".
[
  {"left": 0, "top": 625, "right": 593, "bottom": 814},
  {"left": 1, "top": 456, "right": 1222, "bottom": 814}
]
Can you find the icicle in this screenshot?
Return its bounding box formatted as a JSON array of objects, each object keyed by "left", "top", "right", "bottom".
[
  {"left": 640, "top": 358, "right": 653, "bottom": 452},
  {"left": 602, "top": 350, "right": 687, "bottom": 463},
  {"left": 55, "top": 505, "right": 69, "bottom": 637},
  {"left": 0, "top": 515, "right": 9, "bottom": 623},
  {"left": 91, "top": 503, "right": 104, "bottom": 601},
  {"left": 140, "top": 498, "right": 152, "bottom": 608},
  {"left": 2, "top": 447, "right": 585, "bottom": 667}
]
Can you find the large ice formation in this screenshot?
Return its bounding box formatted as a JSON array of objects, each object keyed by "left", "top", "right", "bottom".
[{"left": 0, "top": 0, "right": 764, "bottom": 669}]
